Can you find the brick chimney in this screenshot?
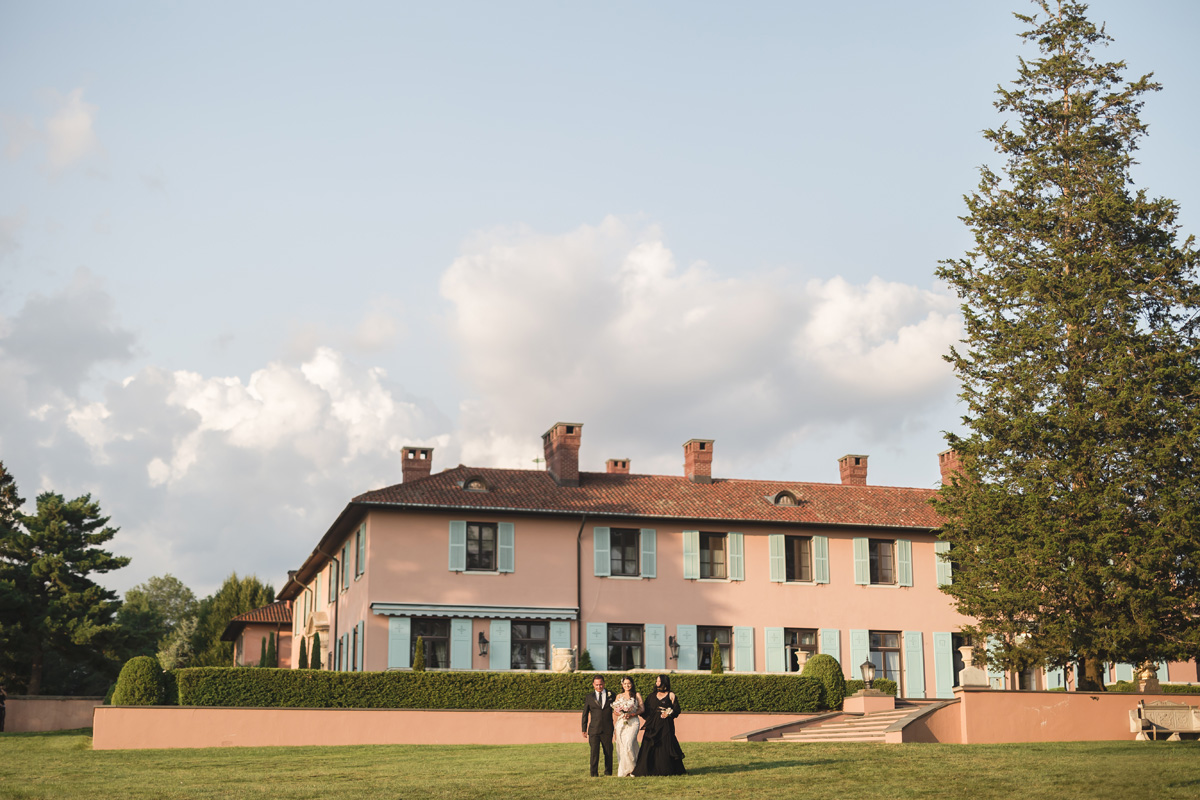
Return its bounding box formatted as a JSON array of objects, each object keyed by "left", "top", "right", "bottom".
[
  {"left": 606, "top": 458, "right": 630, "bottom": 474},
  {"left": 401, "top": 446, "right": 434, "bottom": 483},
  {"left": 684, "top": 439, "right": 714, "bottom": 484},
  {"left": 938, "top": 448, "right": 962, "bottom": 485},
  {"left": 542, "top": 422, "right": 583, "bottom": 487},
  {"left": 838, "top": 454, "right": 868, "bottom": 486}
]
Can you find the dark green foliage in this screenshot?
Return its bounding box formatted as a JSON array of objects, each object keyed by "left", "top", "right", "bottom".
[
  {"left": 1110, "top": 680, "right": 1200, "bottom": 694},
  {"left": 299, "top": 638, "right": 309, "bottom": 670},
  {"left": 0, "top": 484, "right": 130, "bottom": 695},
  {"left": 577, "top": 650, "right": 594, "bottom": 670},
  {"left": 116, "top": 575, "right": 197, "bottom": 661},
  {"left": 310, "top": 633, "right": 322, "bottom": 670},
  {"left": 412, "top": 636, "right": 426, "bottom": 672},
  {"left": 112, "top": 656, "right": 165, "bottom": 706},
  {"left": 259, "top": 637, "right": 267, "bottom": 668},
  {"left": 188, "top": 573, "right": 275, "bottom": 667},
  {"left": 935, "top": 0, "right": 1200, "bottom": 690},
  {"left": 801, "top": 653, "right": 846, "bottom": 709},
  {"left": 845, "top": 679, "right": 899, "bottom": 697},
  {"left": 266, "top": 633, "right": 276, "bottom": 668},
  {"left": 173, "top": 668, "right": 825, "bottom": 712},
  {"left": 710, "top": 639, "right": 724, "bottom": 674}
]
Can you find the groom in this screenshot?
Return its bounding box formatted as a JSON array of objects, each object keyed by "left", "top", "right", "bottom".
[{"left": 581, "top": 675, "right": 615, "bottom": 777}]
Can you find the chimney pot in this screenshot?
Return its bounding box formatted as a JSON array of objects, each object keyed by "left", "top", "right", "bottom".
[
  {"left": 401, "top": 446, "right": 434, "bottom": 483},
  {"left": 543, "top": 422, "right": 583, "bottom": 487},
  {"left": 606, "top": 458, "right": 630, "bottom": 475},
  {"left": 838, "top": 454, "right": 869, "bottom": 486},
  {"left": 684, "top": 439, "right": 714, "bottom": 484},
  {"left": 938, "top": 448, "right": 963, "bottom": 485}
]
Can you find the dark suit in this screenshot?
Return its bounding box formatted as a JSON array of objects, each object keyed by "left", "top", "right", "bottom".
[{"left": 582, "top": 689, "right": 615, "bottom": 776}]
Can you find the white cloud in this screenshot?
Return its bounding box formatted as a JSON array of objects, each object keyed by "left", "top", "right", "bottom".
[{"left": 44, "top": 88, "right": 101, "bottom": 172}]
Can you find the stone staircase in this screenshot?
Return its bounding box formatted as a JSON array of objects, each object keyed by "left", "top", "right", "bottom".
[{"left": 774, "top": 706, "right": 918, "bottom": 744}]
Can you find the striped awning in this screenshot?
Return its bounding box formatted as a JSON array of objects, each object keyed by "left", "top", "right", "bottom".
[{"left": 369, "top": 602, "right": 578, "bottom": 620}]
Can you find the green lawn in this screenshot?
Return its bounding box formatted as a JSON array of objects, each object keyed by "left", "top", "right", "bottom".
[{"left": 1, "top": 730, "right": 1198, "bottom": 800}]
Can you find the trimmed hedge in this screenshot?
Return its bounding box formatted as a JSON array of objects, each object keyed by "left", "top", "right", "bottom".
[
  {"left": 172, "top": 668, "right": 825, "bottom": 713},
  {"left": 1112, "top": 680, "right": 1200, "bottom": 694},
  {"left": 112, "top": 656, "right": 166, "bottom": 706},
  {"left": 801, "top": 654, "right": 846, "bottom": 709},
  {"left": 845, "top": 678, "right": 899, "bottom": 697}
]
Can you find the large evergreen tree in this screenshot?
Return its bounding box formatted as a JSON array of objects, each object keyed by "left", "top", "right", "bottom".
[
  {"left": 0, "top": 489, "right": 130, "bottom": 694},
  {"left": 936, "top": 1, "right": 1200, "bottom": 690},
  {"left": 189, "top": 573, "right": 275, "bottom": 667}
]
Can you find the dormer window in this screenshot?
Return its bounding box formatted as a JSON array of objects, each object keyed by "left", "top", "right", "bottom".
[
  {"left": 464, "top": 477, "right": 487, "bottom": 492},
  {"left": 774, "top": 491, "right": 799, "bottom": 506}
]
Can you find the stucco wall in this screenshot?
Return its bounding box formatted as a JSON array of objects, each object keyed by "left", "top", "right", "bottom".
[
  {"left": 5, "top": 697, "right": 104, "bottom": 732},
  {"left": 91, "top": 706, "right": 801, "bottom": 750}
]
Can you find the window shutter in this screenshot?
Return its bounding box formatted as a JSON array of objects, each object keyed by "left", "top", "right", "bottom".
[
  {"left": 728, "top": 532, "right": 745, "bottom": 581},
  {"left": 498, "top": 522, "right": 515, "bottom": 572},
  {"left": 683, "top": 531, "right": 700, "bottom": 580},
  {"left": 1046, "top": 667, "right": 1065, "bottom": 690},
  {"left": 814, "top": 535, "right": 830, "bottom": 584},
  {"left": 341, "top": 633, "right": 350, "bottom": 671},
  {"left": 342, "top": 544, "right": 350, "bottom": 590},
  {"left": 357, "top": 621, "right": 365, "bottom": 672},
  {"left": 934, "top": 540, "right": 951, "bottom": 586},
  {"left": 768, "top": 535, "right": 785, "bottom": 583},
  {"left": 933, "top": 632, "right": 954, "bottom": 699},
  {"left": 897, "top": 539, "right": 913, "bottom": 587},
  {"left": 849, "top": 629, "right": 869, "bottom": 681},
  {"left": 550, "top": 621, "right": 571, "bottom": 654},
  {"left": 904, "top": 631, "right": 925, "bottom": 698},
  {"left": 448, "top": 521, "right": 466, "bottom": 571},
  {"left": 733, "top": 626, "right": 754, "bottom": 672},
  {"left": 819, "top": 628, "right": 841, "bottom": 669},
  {"left": 356, "top": 525, "right": 366, "bottom": 576},
  {"left": 853, "top": 537, "right": 869, "bottom": 585},
  {"left": 587, "top": 623, "right": 608, "bottom": 671},
  {"left": 765, "top": 627, "right": 785, "bottom": 672},
  {"left": 1113, "top": 663, "right": 1134, "bottom": 682},
  {"left": 675, "top": 625, "right": 698, "bottom": 671},
  {"left": 640, "top": 529, "right": 657, "bottom": 578},
  {"left": 489, "top": 620, "right": 511, "bottom": 671},
  {"left": 328, "top": 561, "right": 336, "bottom": 598},
  {"left": 450, "top": 619, "right": 472, "bottom": 669},
  {"left": 387, "top": 617, "right": 411, "bottom": 670},
  {"left": 645, "top": 624, "right": 666, "bottom": 670},
  {"left": 1157, "top": 662, "right": 1170, "bottom": 682},
  {"left": 593, "top": 527, "right": 611, "bottom": 577}
]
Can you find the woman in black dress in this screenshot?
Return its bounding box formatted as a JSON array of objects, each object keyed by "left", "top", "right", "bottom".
[{"left": 632, "top": 674, "right": 686, "bottom": 776}]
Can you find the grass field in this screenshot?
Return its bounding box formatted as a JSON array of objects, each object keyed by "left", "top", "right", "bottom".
[{"left": 2, "top": 730, "right": 1199, "bottom": 800}]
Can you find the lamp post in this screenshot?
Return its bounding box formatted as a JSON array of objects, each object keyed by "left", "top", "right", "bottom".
[
  {"left": 478, "top": 632, "right": 489, "bottom": 658},
  {"left": 668, "top": 635, "right": 680, "bottom": 660},
  {"left": 860, "top": 659, "right": 876, "bottom": 690}
]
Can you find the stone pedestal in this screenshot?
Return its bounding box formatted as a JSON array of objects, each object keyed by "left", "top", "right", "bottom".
[
  {"left": 1137, "top": 664, "right": 1162, "bottom": 694},
  {"left": 551, "top": 646, "right": 576, "bottom": 673},
  {"left": 958, "top": 645, "right": 990, "bottom": 688},
  {"left": 843, "top": 689, "right": 895, "bottom": 714}
]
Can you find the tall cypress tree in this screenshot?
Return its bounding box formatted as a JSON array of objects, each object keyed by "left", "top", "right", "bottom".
[
  {"left": 310, "top": 632, "right": 322, "bottom": 670},
  {"left": 936, "top": 1, "right": 1200, "bottom": 690},
  {"left": 299, "top": 636, "right": 309, "bottom": 670}
]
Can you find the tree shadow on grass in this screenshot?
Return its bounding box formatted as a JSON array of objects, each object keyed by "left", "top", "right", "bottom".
[
  {"left": 687, "top": 758, "right": 839, "bottom": 775},
  {"left": 1, "top": 728, "right": 92, "bottom": 738}
]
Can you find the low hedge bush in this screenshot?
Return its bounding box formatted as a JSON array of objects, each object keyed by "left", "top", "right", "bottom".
[
  {"left": 845, "top": 678, "right": 899, "bottom": 697},
  {"left": 1111, "top": 680, "right": 1200, "bottom": 694},
  {"left": 801, "top": 654, "right": 846, "bottom": 709},
  {"left": 172, "top": 668, "right": 825, "bottom": 713},
  {"left": 112, "top": 656, "right": 166, "bottom": 706}
]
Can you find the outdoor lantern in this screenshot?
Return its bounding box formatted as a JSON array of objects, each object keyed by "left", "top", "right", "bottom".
[
  {"left": 860, "top": 659, "right": 876, "bottom": 689},
  {"left": 478, "top": 632, "right": 489, "bottom": 657},
  {"left": 668, "top": 635, "right": 680, "bottom": 660}
]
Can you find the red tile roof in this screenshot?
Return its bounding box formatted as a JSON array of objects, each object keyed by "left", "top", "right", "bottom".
[
  {"left": 231, "top": 600, "right": 292, "bottom": 625},
  {"left": 353, "top": 466, "right": 943, "bottom": 530}
]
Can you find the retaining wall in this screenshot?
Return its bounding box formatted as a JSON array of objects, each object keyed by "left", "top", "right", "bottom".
[{"left": 5, "top": 697, "right": 105, "bottom": 733}]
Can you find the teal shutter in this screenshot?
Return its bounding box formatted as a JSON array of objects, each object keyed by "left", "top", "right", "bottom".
[
  {"left": 498, "top": 522, "right": 515, "bottom": 572},
  {"left": 933, "top": 632, "right": 954, "bottom": 699},
  {"left": 733, "top": 626, "right": 754, "bottom": 672},
  {"left": 640, "top": 529, "right": 656, "bottom": 578},
  {"left": 768, "top": 535, "right": 785, "bottom": 582},
  {"left": 819, "top": 628, "right": 841, "bottom": 668},
  {"left": 450, "top": 619, "right": 472, "bottom": 669},
  {"left": 550, "top": 621, "right": 571, "bottom": 654},
  {"left": 934, "top": 541, "right": 951, "bottom": 586},
  {"left": 676, "top": 625, "right": 698, "bottom": 671},
  {"left": 1113, "top": 663, "right": 1133, "bottom": 682},
  {"left": 897, "top": 540, "right": 913, "bottom": 587},
  {"left": 683, "top": 531, "right": 700, "bottom": 579},
  {"left": 449, "top": 521, "right": 466, "bottom": 571},
  {"left": 341, "top": 633, "right": 350, "bottom": 671},
  {"left": 645, "top": 624, "right": 666, "bottom": 670},
  {"left": 853, "top": 537, "right": 869, "bottom": 585},
  {"left": 904, "top": 631, "right": 925, "bottom": 698},
  {"left": 814, "top": 535, "right": 829, "bottom": 584},
  {"left": 387, "top": 617, "right": 411, "bottom": 670},
  {"left": 587, "top": 623, "right": 608, "bottom": 671},
  {"left": 342, "top": 544, "right": 350, "bottom": 589},
  {"left": 765, "top": 627, "right": 785, "bottom": 672},
  {"left": 489, "top": 620, "right": 511, "bottom": 670},
  {"left": 729, "top": 533, "right": 745, "bottom": 581},
  {"left": 593, "top": 527, "right": 611, "bottom": 576},
  {"left": 850, "top": 629, "right": 869, "bottom": 681},
  {"left": 356, "top": 525, "right": 366, "bottom": 576},
  {"left": 357, "top": 621, "right": 365, "bottom": 672},
  {"left": 1157, "top": 662, "right": 1170, "bottom": 682}
]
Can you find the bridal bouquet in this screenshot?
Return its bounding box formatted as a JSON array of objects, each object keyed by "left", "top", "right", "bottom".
[{"left": 612, "top": 697, "right": 637, "bottom": 718}]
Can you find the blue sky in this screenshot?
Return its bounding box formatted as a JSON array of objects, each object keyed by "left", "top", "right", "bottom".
[{"left": 2, "top": 0, "right": 1198, "bottom": 598}]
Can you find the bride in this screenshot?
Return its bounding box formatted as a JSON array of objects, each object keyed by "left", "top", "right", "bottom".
[{"left": 611, "top": 675, "right": 643, "bottom": 777}]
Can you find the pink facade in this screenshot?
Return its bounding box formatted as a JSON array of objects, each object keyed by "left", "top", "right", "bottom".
[{"left": 231, "top": 622, "right": 293, "bottom": 668}]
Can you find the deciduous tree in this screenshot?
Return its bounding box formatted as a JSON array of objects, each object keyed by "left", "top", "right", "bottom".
[{"left": 189, "top": 573, "right": 275, "bottom": 667}]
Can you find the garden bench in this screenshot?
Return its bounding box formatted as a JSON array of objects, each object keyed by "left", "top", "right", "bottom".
[{"left": 1130, "top": 699, "right": 1200, "bottom": 741}]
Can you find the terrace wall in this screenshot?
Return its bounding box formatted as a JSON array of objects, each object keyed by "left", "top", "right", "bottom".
[{"left": 5, "top": 697, "right": 105, "bottom": 733}]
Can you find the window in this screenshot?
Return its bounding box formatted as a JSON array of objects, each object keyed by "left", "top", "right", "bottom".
[
  {"left": 464, "top": 477, "right": 487, "bottom": 491},
  {"left": 352, "top": 625, "right": 359, "bottom": 671},
  {"left": 607, "top": 624, "right": 643, "bottom": 670},
  {"left": 328, "top": 560, "right": 337, "bottom": 598},
  {"left": 785, "top": 535, "right": 812, "bottom": 582},
  {"left": 511, "top": 621, "right": 549, "bottom": 669},
  {"left": 869, "top": 539, "right": 896, "bottom": 585},
  {"left": 466, "top": 522, "right": 497, "bottom": 571},
  {"left": 411, "top": 618, "right": 450, "bottom": 669},
  {"left": 785, "top": 628, "right": 818, "bottom": 672},
  {"left": 774, "top": 491, "right": 798, "bottom": 506},
  {"left": 700, "top": 533, "right": 727, "bottom": 579},
  {"left": 342, "top": 542, "right": 351, "bottom": 590},
  {"left": 610, "top": 529, "right": 639, "bottom": 576},
  {"left": 698, "top": 626, "right": 731, "bottom": 671},
  {"left": 869, "top": 631, "right": 901, "bottom": 683}
]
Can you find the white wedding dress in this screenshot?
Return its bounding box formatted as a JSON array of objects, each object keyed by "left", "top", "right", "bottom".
[{"left": 612, "top": 695, "right": 641, "bottom": 777}]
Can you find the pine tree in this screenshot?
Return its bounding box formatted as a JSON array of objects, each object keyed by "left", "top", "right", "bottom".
[
  {"left": 310, "top": 632, "right": 322, "bottom": 670},
  {"left": 936, "top": 0, "right": 1200, "bottom": 690},
  {"left": 299, "top": 637, "right": 309, "bottom": 670},
  {"left": 412, "top": 635, "right": 426, "bottom": 672}
]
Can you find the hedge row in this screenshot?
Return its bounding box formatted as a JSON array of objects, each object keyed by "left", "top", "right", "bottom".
[
  {"left": 1110, "top": 680, "right": 1200, "bottom": 694},
  {"left": 172, "top": 668, "right": 826, "bottom": 712},
  {"left": 845, "top": 678, "right": 899, "bottom": 697}
]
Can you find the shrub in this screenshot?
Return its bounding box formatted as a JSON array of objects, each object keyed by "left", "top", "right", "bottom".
[
  {"left": 710, "top": 640, "right": 724, "bottom": 674},
  {"left": 310, "top": 633, "right": 322, "bottom": 670},
  {"left": 173, "top": 668, "right": 826, "bottom": 713},
  {"left": 299, "top": 638, "right": 309, "bottom": 670},
  {"left": 846, "top": 678, "right": 898, "bottom": 697},
  {"left": 266, "top": 633, "right": 277, "bottom": 668},
  {"left": 112, "top": 656, "right": 166, "bottom": 706},
  {"left": 578, "top": 650, "right": 594, "bottom": 670},
  {"left": 412, "top": 636, "right": 426, "bottom": 672},
  {"left": 801, "top": 653, "right": 846, "bottom": 710},
  {"left": 260, "top": 637, "right": 267, "bottom": 667}
]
